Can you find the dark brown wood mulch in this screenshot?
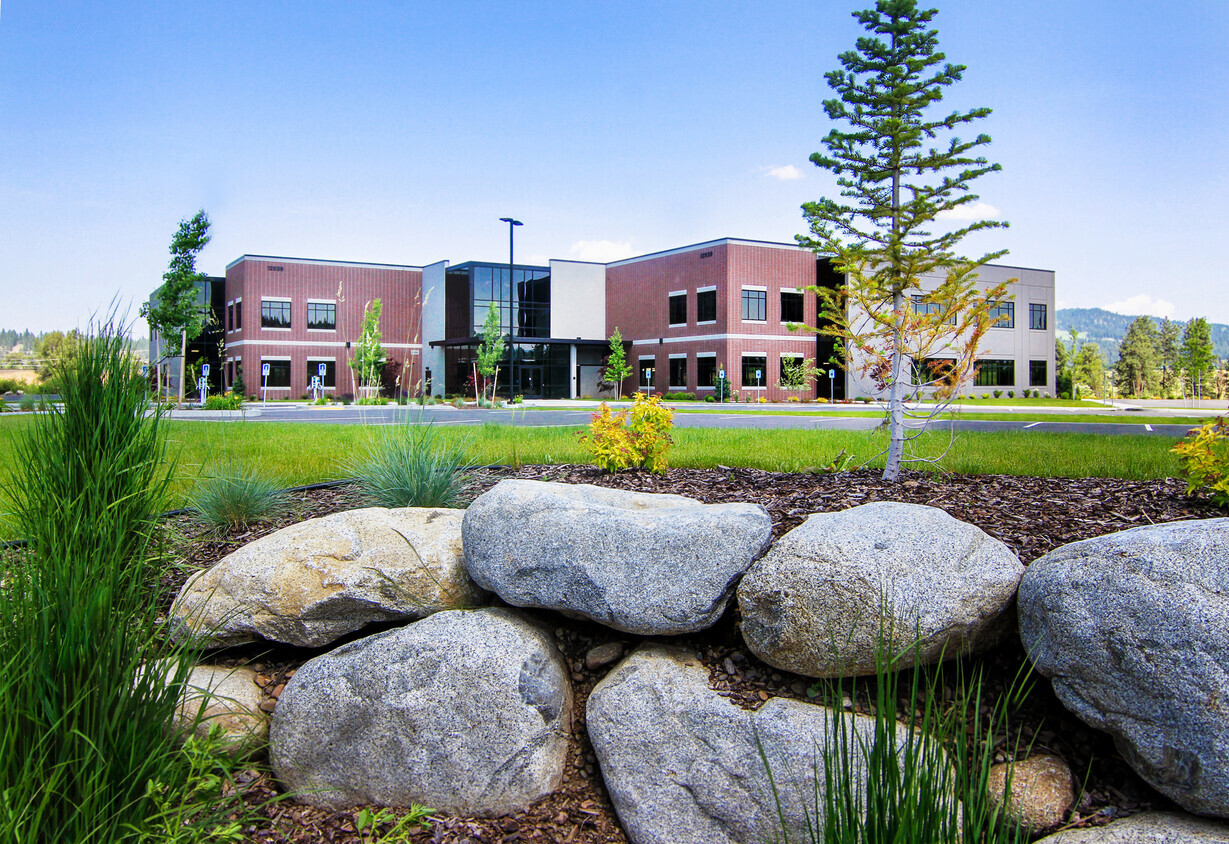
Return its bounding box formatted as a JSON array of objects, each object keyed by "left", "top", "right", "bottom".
[{"left": 160, "top": 466, "right": 1225, "bottom": 844}]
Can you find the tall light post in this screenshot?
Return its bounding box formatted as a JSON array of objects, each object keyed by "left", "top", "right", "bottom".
[{"left": 499, "top": 217, "right": 522, "bottom": 400}]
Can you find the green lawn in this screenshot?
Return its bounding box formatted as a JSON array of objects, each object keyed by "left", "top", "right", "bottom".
[{"left": 0, "top": 416, "right": 1185, "bottom": 520}]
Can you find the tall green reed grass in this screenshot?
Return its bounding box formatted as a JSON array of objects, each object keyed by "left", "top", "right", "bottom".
[
  {"left": 0, "top": 319, "right": 214, "bottom": 841},
  {"left": 764, "top": 626, "right": 1033, "bottom": 844}
]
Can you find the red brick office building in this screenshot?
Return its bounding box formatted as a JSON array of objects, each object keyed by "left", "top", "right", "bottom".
[
  {"left": 606, "top": 238, "right": 846, "bottom": 401},
  {"left": 221, "top": 255, "right": 423, "bottom": 398}
]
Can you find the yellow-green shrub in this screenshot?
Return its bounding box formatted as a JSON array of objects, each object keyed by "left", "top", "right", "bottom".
[
  {"left": 578, "top": 393, "right": 675, "bottom": 473},
  {"left": 1171, "top": 416, "right": 1229, "bottom": 506}
]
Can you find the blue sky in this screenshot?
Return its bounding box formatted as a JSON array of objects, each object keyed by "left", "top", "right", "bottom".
[{"left": 2, "top": 0, "right": 1227, "bottom": 335}]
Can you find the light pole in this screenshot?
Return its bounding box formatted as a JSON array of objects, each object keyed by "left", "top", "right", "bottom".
[{"left": 499, "top": 217, "right": 522, "bottom": 401}]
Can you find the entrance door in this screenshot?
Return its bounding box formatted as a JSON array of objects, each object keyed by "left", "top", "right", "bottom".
[{"left": 512, "top": 365, "right": 544, "bottom": 399}]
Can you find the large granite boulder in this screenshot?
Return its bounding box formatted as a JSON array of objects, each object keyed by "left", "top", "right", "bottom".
[
  {"left": 269, "top": 608, "right": 571, "bottom": 815},
  {"left": 1018, "top": 519, "right": 1229, "bottom": 818},
  {"left": 462, "top": 480, "right": 772, "bottom": 635},
  {"left": 1034, "top": 811, "right": 1229, "bottom": 842},
  {"left": 738, "top": 502, "right": 1024, "bottom": 677},
  {"left": 172, "top": 507, "right": 484, "bottom": 648},
  {"left": 587, "top": 646, "right": 933, "bottom": 844}
]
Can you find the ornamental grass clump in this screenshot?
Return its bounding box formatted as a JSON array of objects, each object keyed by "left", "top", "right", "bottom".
[
  {"left": 188, "top": 461, "right": 293, "bottom": 532},
  {"left": 342, "top": 416, "right": 473, "bottom": 508},
  {"left": 1171, "top": 416, "right": 1229, "bottom": 507},
  {"left": 763, "top": 619, "right": 1033, "bottom": 844},
  {"left": 0, "top": 317, "right": 238, "bottom": 842},
  {"left": 579, "top": 392, "right": 675, "bottom": 473}
]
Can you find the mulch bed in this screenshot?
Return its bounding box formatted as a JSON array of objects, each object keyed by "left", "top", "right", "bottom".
[{"left": 160, "top": 466, "right": 1224, "bottom": 843}]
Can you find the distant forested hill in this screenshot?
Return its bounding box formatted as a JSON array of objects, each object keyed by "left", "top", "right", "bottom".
[{"left": 1055, "top": 308, "right": 1229, "bottom": 363}]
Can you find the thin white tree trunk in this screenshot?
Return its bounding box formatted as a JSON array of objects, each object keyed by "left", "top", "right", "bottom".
[
  {"left": 883, "top": 290, "right": 907, "bottom": 482},
  {"left": 178, "top": 329, "right": 187, "bottom": 406}
]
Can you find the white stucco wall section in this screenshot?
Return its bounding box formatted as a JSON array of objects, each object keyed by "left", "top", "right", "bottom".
[
  {"left": 549, "top": 260, "right": 607, "bottom": 340},
  {"left": 421, "top": 260, "right": 448, "bottom": 395}
]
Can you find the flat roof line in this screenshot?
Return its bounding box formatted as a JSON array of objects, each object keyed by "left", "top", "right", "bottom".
[
  {"left": 608, "top": 237, "right": 812, "bottom": 267},
  {"left": 225, "top": 254, "right": 425, "bottom": 271}
]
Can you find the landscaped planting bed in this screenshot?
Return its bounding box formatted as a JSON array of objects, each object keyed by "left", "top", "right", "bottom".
[{"left": 160, "top": 465, "right": 1224, "bottom": 843}]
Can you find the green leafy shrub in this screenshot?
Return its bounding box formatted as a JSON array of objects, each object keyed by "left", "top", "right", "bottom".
[
  {"left": 18, "top": 395, "right": 36, "bottom": 412},
  {"left": 1172, "top": 417, "right": 1229, "bottom": 507},
  {"left": 203, "top": 393, "right": 243, "bottom": 410},
  {"left": 993, "top": 390, "right": 1003, "bottom": 399},
  {"left": 662, "top": 391, "right": 697, "bottom": 401},
  {"left": 188, "top": 462, "right": 293, "bottom": 532},
  {"left": 578, "top": 393, "right": 675, "bottom": 473},
  {"left": 342, "top": 419, "right": 473, "bottom": 508}
]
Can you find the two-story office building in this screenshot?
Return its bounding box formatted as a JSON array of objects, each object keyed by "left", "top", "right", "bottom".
[{"left": 150, "top": 237, "right": 1055, "bottom": 401}]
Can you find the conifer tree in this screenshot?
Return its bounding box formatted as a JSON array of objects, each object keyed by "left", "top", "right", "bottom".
[
  {"left": 1180, "top": 317, "right": 1216, "bottom": 399},
  {"left": 797, "top": 0, "right": 1008, "bottom": 481},
  {"left": 1116, "top": 315, "right": 1159, "bottom": 396}
]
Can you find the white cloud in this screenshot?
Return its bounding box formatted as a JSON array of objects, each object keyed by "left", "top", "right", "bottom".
[
  {"left": 1104, "top": 294, "right": 1176, "bottom": 319},
  {"left": 766, "top": 165, "right": 803, "bottom": 181},
  {"left": 935, "top": 201, "right": 1001, "bottom": 221},
  {"left": 569, "top": 239, "right": 636, "bottom": 263}
]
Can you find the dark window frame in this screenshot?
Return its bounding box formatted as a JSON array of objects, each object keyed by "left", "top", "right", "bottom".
[
  {"left": 307, "top": 301, "right": 337, "bottom": 331},
  {"left": 668, "top": 293, "right": 687, "bottom": 326},
  {"left": 741, "top": 289, "right": 767, "bottom": 321},
  {"left": 697, "top": 356, "right": 717, "bottom": 388},
  {"left": 697, "top": 289, "right": 717, "bottom": 323},
  {"left": 261, "top": 358, "right": 291, "bottom": 388},
  {"left": 668, "top": 356, "right": 687, "bottom": 388},
  {"left": 306, "top": 360, "right": 337, "bottom": 388},
  {"left": 1029, "top": 359, "right": 1048, "bottom": 387},
  {"left": 261, "top": 299, "right": 292, "bottom": 329},
  {"left": 639, "top": 358, "right": 655, "bottom": 388},
  {"left": 974, "top": 358, "right": 1015, "bottom": 387},
  {"left": 234, "top": 300, "right": 242, "bottom": 330},
  {"left": 780, "top": 290, "right": 804, "bottom": 324},
  {"left": 1029, "top": 303, "right": 1047, "bottom": 331},
  {"left": 988, "top": 301, "right": 1015, "bottom": 329},
  {"left": 741, "top": 355, "right": 768, "bottom": 388}
]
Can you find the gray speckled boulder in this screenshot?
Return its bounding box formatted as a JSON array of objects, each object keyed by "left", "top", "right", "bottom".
[
  {"left": 462, "top": 480, "right": 772, "bottom": 635},
  {"left": 1019, "top": 519, "right": 1229, "bottom": 819},
  {"left": 269, "top": 608, "right": 571, "bottom": 815},
  {"left": 173, "top": 507, "right": 484, "bottom": 648},
  {"left": 587, "top": 646, "right": 929, "bottom": 844},
  {"left": 738, "top": 502, "right": 1024, "bottom": 677},
  {"left": 1034, "top": 811, "right": 1229, "bottom": 842}
]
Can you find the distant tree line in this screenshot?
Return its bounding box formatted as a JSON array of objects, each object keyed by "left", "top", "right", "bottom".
[{"left": 1056, "top": 315, "right": 1223, "bottom": 400}]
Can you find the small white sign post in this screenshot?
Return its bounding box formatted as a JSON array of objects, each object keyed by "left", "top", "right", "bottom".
[
  {"left": 261, "top": 362, "right": 270, "bottom": 407},
  {"left": 718, "top": 369, "right": 725, "bottom": 404},
  {"left": 756, "top": 368, "right": 762, "bottom": 396},
  {"left": 199, "top": 364, "right": 210, "bottom": 405},
  {"left": 318, "top": 363, "right": 327, "bottom": 401},
  {"left": 828, "top": 368, "right": 836, "bottom": 403}
]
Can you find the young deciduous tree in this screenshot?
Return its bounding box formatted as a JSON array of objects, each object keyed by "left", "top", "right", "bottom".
[
  {"left": 1180, "top": 317, "right": 1216, "bottom": 399},
  {"left": 140, "top": 210, "right": 210, "bottom": 405},
  {"left": 475, "top": 301, "right": 506, "bottom": 403},
  {"left": 349, "top": 299, "right": 385, "bottom": 394},
  {"left": 776, "top": 356, "right": 822, "bottom": 393},
  {"left": 600, "top": 327, "right": 632, "bottom": 397},
  {"left": 797, "top": 0, "right": 1009, "bottom": 481},
  {"left": 1116, "top": 315, "right": 1159, "bottom": 397},
  {"left": 1157, "top": 317, "right": 1181, "bottom": 398}
]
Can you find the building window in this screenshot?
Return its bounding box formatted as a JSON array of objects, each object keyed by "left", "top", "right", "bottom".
[
  {"left": 911, "top": 294, "right": 956, "bottom": 325},
  {"left": 668, "top": 293, "right": 687, "bottom": 326},
  {"left": 913, "top": 357, "right": 956, "bottom": 386},
  {"left": 742, "top": 289, "right": 767, "bottom": 321},
  {"left": 781, "top": 290, "right": 804, "bottom": 324},
  {"left": 307, "top": 302, "right": 336, "bottom": 331},
  {"left": 307, "top": 360, "right": 337, "bottom": 387},
  {"left": 261, "top": 300, "right": 291, "bottom": 329},
  {"left": 742, "top": 355, "right": 767, "bottom": 388},
  {"left": 639, "top": 358, "right": 655, "bottom": 389},
  {"left": 988, "top": 301, "right": 1014, "bottom": 329},
  {"left": 226, "top": 303, "right": 234, "bottom": 332},
  {"left": 261, "top": 359, "right": 291, "bottom": 388},
  {"left": 974, "top": 359, "right": 1015, "bottom": 387},
  {"left": 697, "top": 289, "right": 717, "bottom": 323},
  {"left": 697, "top": 356, "right": 716, "bottom": 388},
  {"left": 669, "top": 357, "right": 687, "bottom": 388},
  {"left": 234, "top": 299, "right": 242, "bottom": 330},
  {"left": 1029, "top": 360, "right": 1047, "bottom": 387},
  {"left": 1029, "top": 303, "right": 1047, "bottom": 330}
]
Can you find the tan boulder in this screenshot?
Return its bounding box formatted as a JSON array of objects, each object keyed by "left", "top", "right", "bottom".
[
  {"left": 988, "top": 753, "right": 1075, "bottom": 832},
  {"left": 172, "top": 507, "right": 484, "bottom": 647},
  {"left": 171, "top": 665, "right": 268, "bottom": 757}
]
